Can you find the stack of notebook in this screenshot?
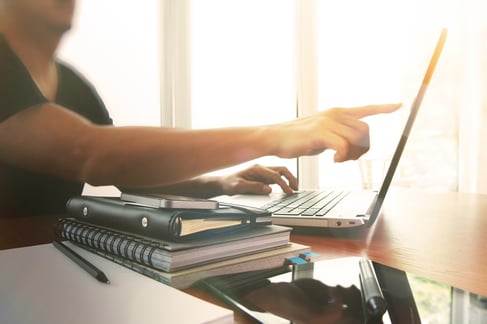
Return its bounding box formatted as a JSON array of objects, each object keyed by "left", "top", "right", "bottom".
[{"left": 55, "top": 195, "right": 311, "bottom": 289}]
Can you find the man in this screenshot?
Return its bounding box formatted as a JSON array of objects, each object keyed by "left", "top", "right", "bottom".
[{"left": 0, "top": 0, "right": 400, "bottom": 216}]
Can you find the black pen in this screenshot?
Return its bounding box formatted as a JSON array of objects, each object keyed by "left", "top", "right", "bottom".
[
  {"left": 359, "top": 258, "right": 386, "bottom": 318},
  {"left": 53, "top": 240, "right": 110, "bottom": 284}
]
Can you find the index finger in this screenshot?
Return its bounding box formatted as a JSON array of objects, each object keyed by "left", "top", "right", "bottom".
[
  {"left": 343, "top": 103, "right": 402, "bottom": 119},
  {"left": 272, "top": 167, "right": 299, "bottom": 191}
]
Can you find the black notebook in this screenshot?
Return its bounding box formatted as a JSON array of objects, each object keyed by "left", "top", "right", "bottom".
[{"left": 66, "top": 195, "right": 272, "bottom": 241}]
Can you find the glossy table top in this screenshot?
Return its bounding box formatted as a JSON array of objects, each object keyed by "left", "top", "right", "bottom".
[{"left": 291, "top": 188, "right": 487, "bottom": 297}]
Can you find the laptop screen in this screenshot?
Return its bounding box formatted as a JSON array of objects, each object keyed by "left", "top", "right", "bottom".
[{"left": 367, "top": 28, "right": 448, "bottom": 225}]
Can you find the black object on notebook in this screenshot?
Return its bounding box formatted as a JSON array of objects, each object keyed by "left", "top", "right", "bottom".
[{"left": 66, "top": 195, "right": 272, "bottom": 241}]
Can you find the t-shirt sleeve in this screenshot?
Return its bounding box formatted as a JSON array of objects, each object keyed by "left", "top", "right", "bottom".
[{"left": 0, "top": 40, "right": 49, "bottom": 122}]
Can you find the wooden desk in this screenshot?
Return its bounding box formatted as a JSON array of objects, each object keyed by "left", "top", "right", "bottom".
[
  {"left": 0, "top": 213, "right": 61, "bottom": 250},
  {"left": 2, "top": 188, "right": 487, "bottom": 297},
  {"left": 290, "top": 188, "right": 487, "bottom": 297}
]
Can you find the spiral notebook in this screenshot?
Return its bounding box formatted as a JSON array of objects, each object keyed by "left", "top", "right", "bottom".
[{"left": 55, "top": 217, "right": 292, "bottom": 272}]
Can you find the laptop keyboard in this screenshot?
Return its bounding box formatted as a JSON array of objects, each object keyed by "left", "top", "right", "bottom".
[{"left": 260, "top": 190, "right": 350, "bottom": 217}]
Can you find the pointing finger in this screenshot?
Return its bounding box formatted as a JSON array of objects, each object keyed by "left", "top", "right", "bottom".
[{"left": 343, "top": 103, "right": 402, "bottom": 119}]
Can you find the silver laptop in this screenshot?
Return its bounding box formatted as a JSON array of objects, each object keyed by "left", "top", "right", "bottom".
[{"left": 218, "top": 28, "right": 447, "bottom": 230}]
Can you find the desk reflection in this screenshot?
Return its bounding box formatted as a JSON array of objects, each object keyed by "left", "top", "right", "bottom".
[
  {"left": 243, "top": 278, "right": 364, "bottom": 324},
  {"left": 201, "top": 258, "right": 392, "bottom": 324}
]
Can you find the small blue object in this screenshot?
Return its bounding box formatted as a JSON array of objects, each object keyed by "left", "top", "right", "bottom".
[
  {"left": 285, "top": 256, "right": 308, "bottom": 265},
  {"left": 299, "top": 252, "right": 320, "bottom": 259}
]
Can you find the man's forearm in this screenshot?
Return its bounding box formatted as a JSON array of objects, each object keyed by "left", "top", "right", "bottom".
[{"left": 81, "top": 126, "right": 268, "bottom": 188}]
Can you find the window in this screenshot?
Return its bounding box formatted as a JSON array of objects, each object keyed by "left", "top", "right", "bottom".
[
  {"left": 316, "top": 0, "right": 459, "bottom": 191},
  {"left": 190, "top": 0, "right": 297, "bottom": 176},
  {"left": 189, "top": 0, "right": 468, "bottom": 193}
]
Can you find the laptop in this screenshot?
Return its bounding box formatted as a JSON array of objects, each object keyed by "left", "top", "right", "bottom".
[{"left": 218, "top": 28, "right": 447, "bottom": 230}]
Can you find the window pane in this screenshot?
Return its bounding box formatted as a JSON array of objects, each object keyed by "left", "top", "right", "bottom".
[
  {"left": 191, "top": 0, "right": 297, "bottom": 177},
  {"left": 316, "top": 0, "right": 458, "bottom": 191}
]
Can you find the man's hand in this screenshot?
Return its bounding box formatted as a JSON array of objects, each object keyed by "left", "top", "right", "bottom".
[
  {"left": 218, "top": 164, "right": 298, "bottom": 196},
  {"left": 268, "top": 103, "right": 401, "bottom": 162}
]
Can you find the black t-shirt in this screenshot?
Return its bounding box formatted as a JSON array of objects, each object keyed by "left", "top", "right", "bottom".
[{"left": 0, "top": 34, "right": 113, "bottom": 216}]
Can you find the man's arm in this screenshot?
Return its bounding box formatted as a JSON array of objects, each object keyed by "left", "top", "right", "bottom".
[
  {"left": 0, "top": 102, "right": 400, "bottom": 190},
  {"left": 0, "top": 103, "right": 268, "bottom": 188}
]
